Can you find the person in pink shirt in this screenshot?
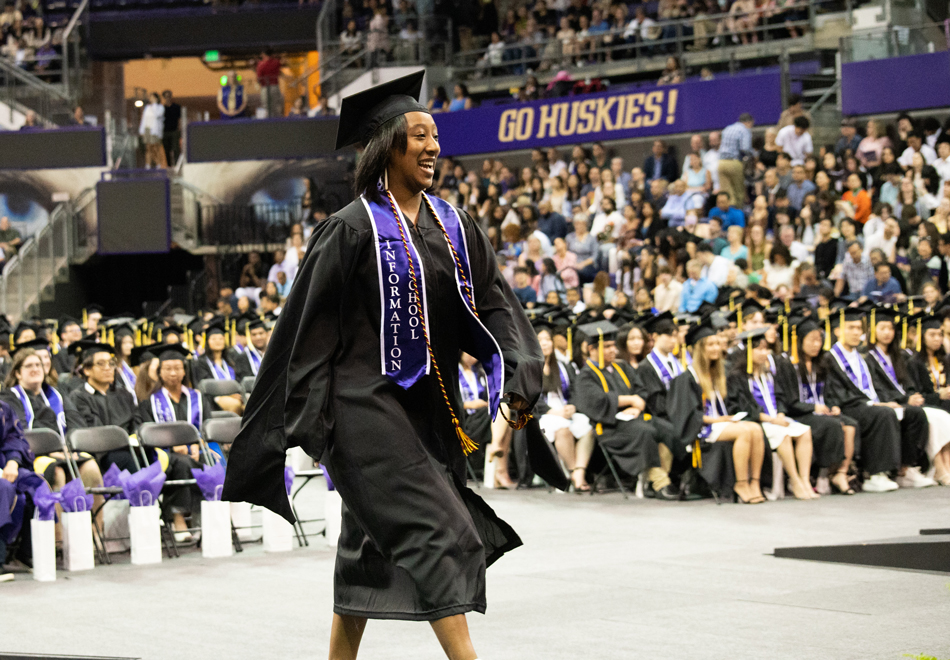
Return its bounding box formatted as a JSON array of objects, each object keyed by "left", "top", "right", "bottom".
[{"left": 552, "top": 237, "right": 579, "bottom": 289}]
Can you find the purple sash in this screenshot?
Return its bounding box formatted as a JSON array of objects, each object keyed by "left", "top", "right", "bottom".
[
  {"left": 363, "top": 192, "right": 504, "bottom": 416},
  {"left": 13, "top": 385, "right": 67, "bottom": 438},
  {"left": 797, "top": 368, "right": 824, "bottom": 405},
  {"left": 118, "top": 362, "right": 137, "bottom": 404},
  {"left": 246, "top": 346, "right": 262, "bottom": 376},
  {"left": 869, "top": 347, "right": 905, "bottom": 395},
  {"left": 830, "top": 343, "right": 878, "bottom": 402},
  {"left": 458, "top": 366, "right": 487, "bottom": 415},
  {"left": 749, "top": 373, "right": 777, "bottom": 417},
  {"left": 558, "top": 361, "right": 571, "bottom": 399},
  {"left": 647, "top": 349, "right": 681, "bottom": 390},
  {"left": 205, "top": 356, "right": 236, "bottom": 381},
  {"left": 689, "top": 367, "right": 725, "bottom": 440},
  {"left": 150, "top": 387, "right": 203, "bottom": 430}
]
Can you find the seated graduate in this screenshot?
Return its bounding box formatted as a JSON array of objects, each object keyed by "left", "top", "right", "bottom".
[
  {"left": 0, "top": 342, "right": 102, "bottom": 498},
  {"left": 535, "top": 325, "right": 594, "bottom": 492},
  {"left": 191, "top": 321, "right": 244, "bottom": 416},
  {"left": 0, "top": 398, "right": 45, "bottom": 577},
  {"left": 113, "top": 323, "right": 139, "bottom": 404},
  {"left": 779, "top": 316, "right": 857, "bottom": 495},
  {"left": 821, "top": 308, "right": 917, "bottom": 492},
  {"left": 234, "top": 317, "right": 268, "bottom": 379},
  {"left": 67, "top": 341, "right": 140, "bottom": 475},
  {"left": 458, "top": 352, "right": 493, "bottom": 454},
  {"left": 892, "top": 312, "right": 950, "bottom": 486},
  {"left": 638, "top": 311, "right": 685, "bottom": 421},
  {"left": 616, "top": 322, "right": 649, "bottom": 371},
  {"left": 771, "top": 317, "right": 851, "bottom": 495},
  {"left": 136, "top": 344, "right": 211, "bottom": 542},
  {"left": 727, "top": 328, "right": 818, "bottom": 500},
  {"left": 572, "top": 320, "right": 676, "bottom": 500},
  {"left": 668, "top": 318, "right": 766, "bottom": 503},
  {"left": 52, "top": 316, "right": 82, "bottom": 375}
]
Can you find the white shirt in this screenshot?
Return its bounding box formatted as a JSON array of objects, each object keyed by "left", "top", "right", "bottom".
[
  {"left": 267, "top": 262, "right": 285, "bottom": 283},
  {"left": 788, "top": 240, "right": 812, "bottom": 264},
  {"left": 863, "top": 214, "right": 885, "bottom": 239},
  {"left": 898, "top": 144, "right": 938, "bottom": 168},
  {"left": 549, "top": 159, "right": 568, "bottom": 179},
  {"left": 590, "top": 210, "right": 624, "bottom": 239},
  {"left": 933, "top": 156, "right": 950, "bottom": 190},
  {"left": 702, "top": 255, "right": 732, "bottom": 287},
  {"left": 138, "top": 102, "right": 164, "bottom": 138},
  {"left": 624, "top": 16, "right": 656, "bottom": 40},
  {"left": 863, "top": 231, "right": 898, "bottom": 260},
  {"left": 702, "top": 148, "right": 720, "bottom": 190},
  {"left": 775, "top": 125, "right": 813, "bottom": 166}
]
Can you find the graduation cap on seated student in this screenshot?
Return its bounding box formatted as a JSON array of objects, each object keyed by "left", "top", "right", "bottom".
[
  {"left": 11, "top": 336, "right": 51, "bottom": 359},
  {"left": 129, "top": 345, "right": 158, "bottom": 368},
  {"left": 685, "top": 315, "right": 717, "bottom": 347},
  {"left": 737, "top": 326, "right": 770, "bottom": 374},
  {"left": 68, "top": 339, "right": 116, "bottom": 366},
  {"left": 577, "top": 319, "right": 619, "bottom": 369},
  {"left": 155, "top": 343, "right": 192, "bottom": 364},
  {"left": 641, "top": 310, "right": 675, "bottom": 336}
]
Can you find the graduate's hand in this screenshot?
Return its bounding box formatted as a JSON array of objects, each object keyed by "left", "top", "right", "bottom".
[
  {"left": 622, "top": 407, "right": 641, "bottom": 418},
  {"left": 189, "top": 445, "right": 201, "bottom": 462},
  {"left": 940, "top": 387, "right": 950, "bottom": 400},
  {"left": 507, "top": 393, "right": 529, "bottom": 411},
  {"left": 909, "top": 393, "right": 926, "bottom": 406},
  {"left": 2, "top": 460, "right": 18, "bottom": 483},
  {"left": 830, "top": 406, "right": 841, "bottom": 416},
  {"left": 172, "top": 445, "right": 188, "bottom": 455},
  {"left": 814, "top": 403, "right": 831, "bottom": 415},
  {"left": 773, "top": 413, "right": 789, "bottom": 427},
  {"left": 563, "top": 404, "right": 576, "bottom": 418}
]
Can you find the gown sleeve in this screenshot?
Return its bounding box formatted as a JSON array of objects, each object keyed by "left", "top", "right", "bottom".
[
  {"left": 68, "top": 389, "right": 101, "bottom": 427},
  {"left": 223, "top": 216, "right": 360, "bottom": 521},
  {"left": 866, "top": 354, "right": 909, "bottom": 404},
  {"left": 0, "top": 401, "right": 33, "bottom": 467},
  {"left": 637, "top": 365, "right": 669, "bottom": 418},
  {"left": 61, "top": 389, "right": 86, "bottom": 431},
  {"left": 726, "top": 373, "right": 763, "bottom": 418},
  {"left": 821, "top": 354, "right": 868, "bottom": 409},
  {"left": 775, "top": 358, "right": 815, "bottom": 415},
  {"left": 573, "top": 367, "right": 619, "bottom": 426},
  {"left": 192, "top": 359, "right": 212, "bottom": 385},
  {"left": 667, "top": 372, "right": 703, "bottom": 452},
  {"left": 462, "top": 210, "right": 543, "bottom": 408},
  {"left": 907, "top": 357, "right": 941, "bottom": 406}
]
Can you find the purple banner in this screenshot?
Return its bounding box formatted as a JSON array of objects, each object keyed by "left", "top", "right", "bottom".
[
  {"left": 433, "top": 72, "right": 782, "bottom": 157},
  {"left": 841, "top": 52, "right": 950, "bottom": 116}
]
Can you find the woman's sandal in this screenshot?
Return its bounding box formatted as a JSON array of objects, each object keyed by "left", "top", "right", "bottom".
[
  {"left": 571, "top": 467, "right": 591, "bottom": 493},
  {"left": 831, "top": 471, "right": 856, "bottom": 495},
  {"left": 748, "top": 478, "right": 766, "bottom": 504}
]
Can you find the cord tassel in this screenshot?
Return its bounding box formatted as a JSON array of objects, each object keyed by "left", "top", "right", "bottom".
[
  {"left": 869, "top": 309, "right": 876, "bottom": 345},
  {"left": 902, "top": 316, "right": 908, "bottom": 350},
  {"left": 791, "top": 327, "right": 798, "bottom": 364},
  {"left": 746, "top": 338, "right": 753, "bottom": 375},
  {"left": 692, "top": 440, "right": 702, "bottom": 469},
  {"left": 824, "top": 317, "right": 831, "bottom": 351}
]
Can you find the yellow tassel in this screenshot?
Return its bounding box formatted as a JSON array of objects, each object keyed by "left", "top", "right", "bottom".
[
  {"left": 8, "top": 334, "right": 12, "bottom": 351},
  {"left": 598, "top": 329, "right": 604, "bottom": 369},
  {"left": 729, "top": 298, "right": 735, "bottom": 312},
  {"left": 245, "top": 327, "right": 251, "bottom": 347},
  {"left": 456, "top": 421, "right": 478, "bottom": 456},
  {"left": 680, "top": 348, "right": 687, "bottom": 368},
  {"left": 824, "top": 317, "right": 831, "bottom": 351},
  {"left": 746, "top": 338, "right": 753, "bottom": 375},
  {"left": 672, "top": 341, "right": 679, "bottom": 356},
  {"left": 782, "top": 317, "right": 789, "bottom": 353},
  {"left": 737, "top": 308, "right": 743, "bottom": 332},
  {"left": 869, "top": 309, "right": 876, "bottom": 344},
  {"left": 902, "top": 316, "right": 908, "bottom": 350},
  {"left": 157, "top": 329, "right": 162, "bottom": 343},
  {"left": 910, "top": 299, "right": 915, "bottom": 315},
  {"left": 692, "top": 440, "right": 703, "bottom": 469},
  {"left": 785, "top": 298, "right": 790, "bottom": 314},
  {"left": 567, "top": 327, "right": 573, "bottom": 361},
  {"left": 791, "top": 327, "right": 798, "bottom": 364},
  {"left": 135, "top": 328, "right": 141, "bottom": 347},
  {"left": 230, "top": 319, "right": 237, "bottom": 347},
  {"left": 595, "top": 422, "right": 603, "bottom": 436},
  {"left": 917, "top": 319, "right": 922, "bottom": 353},
  {"left": 51, "top": 331, "right": 59, "bottom": 355},
  {"left": 82, "top": 308, "right": 87, "bottom": 326},
  {"left": 108, "top": 329, "right": 114, "bottom": 347},
  {"left": 839, "top": 307, "right": 845, "bottom": 331}
]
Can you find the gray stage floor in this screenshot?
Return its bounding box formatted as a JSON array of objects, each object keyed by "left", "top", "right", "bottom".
[{"left": 3, "top": 483, "right": 950, "bottom": 660}]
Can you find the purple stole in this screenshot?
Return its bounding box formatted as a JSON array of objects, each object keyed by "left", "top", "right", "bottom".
[
  {"left": 558, "top": 361, "right": 571, "bottom": 398},
  {"left": 118, "top": 362, "right": 137, "bottom": 405},
  {"left": 13, "top": 384, "right": 66, "bottom": 438},
  {"left": 688, "top": 367, "right": 725, "bottom": 440},
  {"left": 363, "top": 191, "right": 504, "bottom": 416},
  {"left": 245, "top": 346, "right": 262, "bottom": 376},
  {"left": 150, "top": 387, "right": 203, "bottom": 430},
  {"left": 647, "top": 349, "right": 682, "bottom": 390},
  {"left": 749, "top": 373, "right": 778, "bottom": 417},
  {"left": 458, "top": 366, "right": 487, "bottom": 415},
  {"left": 830, "top": 343, "right": 878, "bottom": 402},
  {"left": 205, "top": 356, "right": 236, "bottom": 381},
  {"left": 868, "top": 347, "right": 905, "bottom": 395},
  {"left": 797, "top": 367, "right": 824, "bottom": 405}
]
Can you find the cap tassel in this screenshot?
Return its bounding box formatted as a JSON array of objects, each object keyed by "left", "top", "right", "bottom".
[
  {"left": 910, "top": 299, "right": 915, "bottom": 315},
  {"left": 782, "top": 317, "right": 789, "bottom": 353},
  {"left": 598, "top": 329, "right": 605, "bottom": 369},
  {"left": 82, "top": 308, "right": 87, "bottom": 326},
  {"left": 790, "top": 327, "right": 799, "bottom": 364},
  {"left": 917, "top": 319, "right": 922, "bottom": 353},
  {"left": 692, "top": 439, "right": 703, "bottom": 469},
  {"left": 135, "top": 328, "right": 141, "bottom": 347},
  {"left": 824, "top": 317, "right": 831, "bottom": 351},
  {"left": 729, "top": 298, "right": 735, "bottom": 312},
  {"left": 157, "top": 329, "right": 162, "bottom": 343},
  {"left": 680, "top": 347, "right": 687, "bottom": 368},
  {"left": 737, "top": 308, "right": 743, "bottom": 332},
  {"left": 746, "top": 338, "right": 753, "bottom": 375},
  {"left": 567, "top": 327, "right": 573, "bottom": 362},
  {"left": 869, "top": 309, "right": 876, "bottom": 344},
  {"left": 230, "top": 319, "right": 237, "bottom": 347},
  {"left": 902, "top": 316, "right": 908, "bottom": 350},
  {"left": 51, "top": 331, "right": 59, "bottom": 355},
  {"left": 8, "top": 334, "right": 12, "bottom": 351},
  {"left": 785, "top": 299, "right": 790, "bottom": 314},
  {"left": 839, "top": 307, "right": 845, "bottom": 332}
]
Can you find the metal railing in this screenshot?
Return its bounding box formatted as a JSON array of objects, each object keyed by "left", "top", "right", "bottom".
[
  {"left": 197, "top": 198, "right": 309, "bottom": 247},
  {"left": 840, "top": 21, "right": 950, "bottom": 62},
  {"left": 0, "top": 57, "right": 73, "bottom": 126},
  {"left": 0, "top": 189, "right": 96, "bottom": 324}
]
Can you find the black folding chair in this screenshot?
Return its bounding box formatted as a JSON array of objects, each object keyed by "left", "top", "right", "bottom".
[
  {"left": 590, "top": 437, "right": 630, "bottom": 500},
  {"left": 289, "top": 465, "right": 327, "bottom": 547},
  {"left": 198, "top": 378, "right": 246, "bottom": 400},
  {"left": 241, "top": 376, "right": 256, "bottom": 395},
  {"left": 24, "top": 428, "right": 73, "bottom": 479},
  {"left": 67, "top": 425, "right": 141, "bottom": 564},
  {"left": 137, "top": 421, "right": 208, "bottom": 556}
]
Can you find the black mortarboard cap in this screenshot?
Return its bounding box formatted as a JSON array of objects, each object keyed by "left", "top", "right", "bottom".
[
  {"left": 685, "top": 317, "right": 717, "bottom": 346},
  {"left": 917, "top": 312, "right": 942, "bottom": 333},
  {"left": 577, "top": 320, "right": 619, "bottom": 343},
  {"left": 129, "top": 345, "right": 157, "bottom": 368},
  {"left": 68, "top": 340, "right": 115, "bottom": 363},
  {"left": 335, "top": 70, "right": 428, "bottom": 149},
  {"left": 57, "top": 316, "right": 80, "bottom": 331},
  {"left": 204, "top": 321, "right": 227, "bottom": 337},
  {"left": 12, "top": 337, "right": 51, "bottom": 357},
  {"left": 246, "top": 317, "right": 267, "bottom": 332},
  {"left": 737, "top": 327, "right": 769, "bottom": 342},
  {"left": 829, "top": 306, "right": 866, "bottom": 328},
  {"left": 641, "top": 311, "right": 675, "bottom": 335},
  {"left": 157, "top": 344, "right": 192, "bottom": 362},
  {"left": 13, "top": 321, "right": 40, "bottom": 342},
  {"left": 85, "top": 304, "right": 104, "bottom": 316},
  {"left": 793, "top": 316, "right": 822, "bottom": 338},
  {"left": 696, "top": 301, "right": 718, "bottom": 317}
]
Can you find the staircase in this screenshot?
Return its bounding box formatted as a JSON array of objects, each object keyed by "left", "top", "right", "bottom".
[{"left": 0, "top": 189, "right": 98, "bottom": 324}]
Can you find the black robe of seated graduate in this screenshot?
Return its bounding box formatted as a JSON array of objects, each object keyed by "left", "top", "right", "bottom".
[
  {"left": 573, "top": 358, "right": 660, "bottom": 480},
  {"left": 222, "top": 199, "right": 542, "bottom": 622},
  {"left": 772, "top": 356, "right": 845, "bottom": 469},
  {"left": 868, "top": 350, "right": 933, "bottom": 470},
  {"left": 666, "top": 370, "right": 737, "bottom": 497},
  {"left": 821, "top": 350, "right": 904, "bottom": 474},
  {"left": 68, "top": 381, "right": 140, "bottom": 474}
]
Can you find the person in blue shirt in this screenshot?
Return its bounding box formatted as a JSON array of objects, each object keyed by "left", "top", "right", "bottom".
[
  {"left": 707, "top": 192, "right": 746, "bottom": 230},
  {"left": 857, "top": 261, "right": 905, "bottom": 304},
  {"left": 679, "top": 259, "right": 719, "bottom": 313},
  {"left": 536, "top": 199, "right": 569, "bottom": 241},
  {"left": 512, "top": 266, "right": 537, "bottom": 305}
]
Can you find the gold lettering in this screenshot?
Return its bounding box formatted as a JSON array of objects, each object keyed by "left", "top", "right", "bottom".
[
  {"left": 558, "top": 101, "right": 579, "bottom": 136},
  {"left": 498, "top": 109, "right": 518, "bottom": 142},
  {"left": 535, "top": 103, "right": 559, "bottom": 139},
  {"left": 515, "top": 107, "right": 535, "bottom": 141},
  {"left": 576, "top": 99, "right": 596, "bottom": 134},
  {"left": 623, "top": 94, "right": 644, "bottom": 129},
  {"left": 593, "top": 97, "right": 617, "bottom": 133},
  {"left": 643, "top": 91, "right": 664, "bottom": 127}
]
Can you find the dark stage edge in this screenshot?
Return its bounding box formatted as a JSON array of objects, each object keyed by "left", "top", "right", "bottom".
[
  {"left": 0, "top": 655, "right": 138, "bottom": 659},
  {"left": 774, "top": 532, "right": 950, "bottom": 573}
]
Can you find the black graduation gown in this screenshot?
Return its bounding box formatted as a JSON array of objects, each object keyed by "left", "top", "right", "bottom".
[
  {"left": 616, "top": 360, "right": 678, "bottom": 458},
  {"left": 51, "top": 350, "right": 75, "bottom": 376},
  {"left": 907, "top": 353, "right": 950, "bottom": 413},
  {"left": 223, "top": 199, "right": 542, "bottom": 621},
  {"left": 573, "top": 360, "right": 660, "bottom": 479},
  {"left": 773, "top": 357, "right": 845, "bottom": 469},
  {"left": 879, "top": 352, "right": 939, "bottom": 469},
  {"left": 637, "top": 353, "right": 680, "bottom": 420},
  {"left": 666, "top": 371, "right": 737, "bottom": 497},
  {"left": 231, "top": 349, "right": 262, "bottom": 381},
  {"left": 459, "top": 365, "right": 492, "bottom": 449},
  {"left": 821, "top": 350, "right": 904, "bottom": 474},
  {"left": 68, "top": 381, "right": 141, "bottom": 474}
]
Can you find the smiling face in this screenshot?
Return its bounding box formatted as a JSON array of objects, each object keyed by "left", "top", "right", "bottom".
[{"left": 390, "top": 111, "right": 440, "bottom": 194}]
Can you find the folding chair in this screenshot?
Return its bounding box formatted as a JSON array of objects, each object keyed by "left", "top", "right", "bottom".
[
  {"left": 199, "top": 379, "right": 246, "bottom": 420},
  {"left": 67, "top": 426, "right": 141, "bottom": 564},
  {"left": 197, "top": 416, "right": 245, "bottom": 552},
  {"left": 590, "top": 437, "right": 630, "bottom": 500},
  {"left": 137, "top": 421, "right": 208, "bottom": 555},
  {"left": 241, "top": 376, "right": 256, "bottom": 395},
  {"left": 290, "top": 465, "right": 327, "bottom": 547},
  {"left": 24, "top": 428, "right": 73, "bottom": 479}
]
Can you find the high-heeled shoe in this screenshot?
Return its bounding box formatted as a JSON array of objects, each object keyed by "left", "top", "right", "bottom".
[
  {"left": 570, "top": 467, "right": 591, "bottom": 493},
  {"left": 831, "top": 471, "right": 855, "bottom": 495},
  {"left": 748, "top": 478, "right": 765, "bottom": 504}
]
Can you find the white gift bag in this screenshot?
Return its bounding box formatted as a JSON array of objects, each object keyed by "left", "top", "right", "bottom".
[
  {"left": 324, "top": 489, "right": 342, "bottom": 549},
  {"left": 30, "top": 519, "right": 56, "bottom": 581},
  {"left": 129, "top": 504, "right": 162, "bottom": 565},
  {"left": 201, "top": 500, "right": 233, "bottom": 559},
  {"left": 229, "top": 501, "right": 258, "bottom": 542},
  {"left": 61, "top": 510, "right": 94, "bottom": 572},
  {"left": 483, "top": 451, "right": 496, "bottom": 489},
  {"left": 262, "top": 508, "right": 293, "bottom": 552},
  {"left": 103, "top": 499, "right": 131, "bottom": 553}
]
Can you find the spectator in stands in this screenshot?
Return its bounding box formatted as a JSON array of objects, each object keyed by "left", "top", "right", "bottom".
[
  {"left": 308, "top": 95, "right": 333, "bottom": 118},
  {"left": 537, "top": 199, "right": 568, "bottom": 241},
  {"left": 0, "top": 2, "right": 21, "bottom": 31},
  {"left": 18, "top": 109, "right": 37, "bottom": 130},
  {"left": 775, "top": 116, "right": 813, "bottom": 166},
  {"left": 256, "top": 49, "right": 284, "bottom": 118},
  {"left": 776, "top": 93, "right": 812, "bottom": 131},
  {"left": 857, "top": 260, "right": 904, "bottom": 305},
  {"left": 448, "top": 83, "right": 472, "bottom": 112},
  {"left": 0, "top": 216, "right": 22, "bottom": 263},
  {"left": 898, "top": 131, "right": 937, "bottom": 169},
  {"left": 835, "top": 240, "right": 873, "bottom": 300},
  {"left": 657, "top": 56, "right": 684, "bottom": 86},
  {"left": 680, "top": 259, "right": 718, "bottom": 313},
  {"left": 161, "top": 90, "right": 182, "bottom": 167},
  {"left": 856, "top": 119, "right": 890, "bottom": 169},
  {"left": 708, "top": 191, "right": 746, "bottom": 230},
  {"left": 287, "top": 96, "right": 307, "bottom": 117},
  {"left": 643, "top": 140, "right": 678, "bottom": 184},
  {"left": 217, "top": 71, "right": 247, "bottom": 119},
  {"left": 339, "top": 20, "right": 363, "bottom": 62},
  {"left": 720, "top": 225, "right": 748, "bottom": 262},
  {"left": 842, "top": 172, "right": 872, "bottom": 225},
  {"left": 71, "top": 105, "right": 86, "bottom": 126},
  {"left": 428, "top": 85, "right": 450, "bottom": 113},
  {"left": 719, "top": 113, "right": 755, "bottom": 205},
  {"left": 836, "top": 118, "right": 862, "bottom": 158},
  {"left": 139, "top": 92, "right": 166, "bottom": 169},
  {"left": 786, "top": 164, "right": 816, "bottom": 213}
]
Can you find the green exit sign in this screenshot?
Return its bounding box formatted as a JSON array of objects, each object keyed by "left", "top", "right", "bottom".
[{"left": 204, "top": 50, "right": 220, "bottom": 63}]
